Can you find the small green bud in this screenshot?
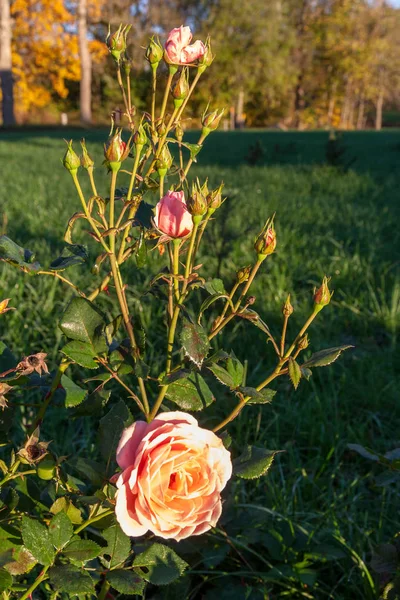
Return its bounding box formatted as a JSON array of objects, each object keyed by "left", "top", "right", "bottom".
[
  {"left": 254, "top": 217, "right": 276, "bottom": 260},
  {"left": 157, "top": 119, "right": 167, "bottom": 137},
  {"left": 145, "top": 36, "right": 163, "bottom": 67},
  {"left": 133, "top": 123, "right": 147, "bottom": 148},
  {"left": 80, "top": 139, "right": 94, "bottom": 169},
  {"left": 198, "top": 36, "right": 214, "bottom": 74},
  {"left": 201, "top": 107, "right": 225, "bottom": 137},
  {"left": 172, "top": 69, "right": 189, "bottom": 108},
  {"left": 297, "top": 334, "right": 309, "bottom": 351},
  {"left": 237, "top": 266, "right": 252, "bottom": 284},
  {"left": 62, "top": 139, "right": 81, "bottom": 175},
  {"left": 175, "top": 122, "right": 184, "bottom": 142},
  {"left": 106, "top": 23, "right": 131, "bottom": 63},
  {"left": 156, "top": 143, "right": 173, "bottom": 177},
  {"left": 283, "top": 294, "right": 294, "bottom": 317},
  {"left": 187, "top": 179, "right": 208, "bottom": 217},
  {"left": 207, "top": 182, "right": 224, "bottom": 214},
  {"left": 313, "top": 276, "right": 333, "bottom": 312}
]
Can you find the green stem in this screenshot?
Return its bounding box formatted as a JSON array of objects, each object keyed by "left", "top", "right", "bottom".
[
  {"left": 117, "top": 66, "right": 134, "bottom": 128},
  {"left": 18, "top": 566, "right": 49, "bottom": 600},
  {"left": 74, "top": 508, "right": 115, "bottom": 535},
  {"left": 71, "top": 172, "right": 111, "bottom": 254},
  {"left": 216, "top": 281, "right": 239, "bottom": 327},
  {"left": 175, "top": 70, "right": 202, "bottom": 123},
  {"left": 151, "top": 64, "right": 157, "bottom": 132},
  {"left": 117, "top": 148, "right": 142, "bottom": 264},
  {"left": 159, "top": 68, "right": 175, "bottom": 123},
  {"left": 159, "top": 173, "right": 165, "bottom": 199},
  {"left": 172, "top": 238, "right": 180, "bottom": 301},
  {"left": 37, "top": 271, "right": 86, "bottom": 297},
  {"left": 109, "top": 168, "right": 118, "bottom": 255},
  {"left": 98, "top": 579, "right": 111, "bottom": 600},
  {"left": 88, "top": 167, "right": 98, "bottom": 196},
  {"left": 183, "top": 132, "right": 206, "bottom": 180}
]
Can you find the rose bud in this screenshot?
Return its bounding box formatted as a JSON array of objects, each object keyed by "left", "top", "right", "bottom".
[
  {"left": 201, "top": 108, "right": 225, "bottom": 138},
  {"left": 104, "top": 130, "right": 129, "bottom": 170},
  {"left": 175, "top": 122, "right": 184, "bottom": 142},
  {"left": 156, "top": 143, "right": 173, "bottom": 178},
  {"left": 114, "top": 411, "right": 232, "bottom": 541},
  {"left": 80, "top": 139, "right": 94, "bottom": 169},
  {"left": 187, "top": 180, "right": 208, "bottom": 222},
  {"left": 207, "top": 182, "right": 224, "bottom": 215},
  {"left": 282, "top": 294, "right": 294, "bottom": 317},
  {"left": 157, "top": 119, "right": 167, "bottom": 137},
  {"left": 313, "top": 276, "right": 333, "bottom": 312},
  {"left": 254, "top": 217, "right": 277, "bottom": 261},
  {"left": 198, "top": 36, "right": 214, "bottom": 74},
  {"left": 145, "top": 36, "right": 163, "bottom": 68},
  {"left": 297, "top": 334, "right": 309, "bottom": 350},
  {"left": 237, "top": 266, "right": 252, "bottom": 284},
  {"left": 172, "top": 68, "right": 189, "bottom": 108},
  {"left": 164, "top": 25, "right": 205, "bottom": 66},
  {"left": 154, "top": 191, "right": 193, "bottom": 238},
  {"left": 133, "top": 123, "right": 147, "bottom": 148},
  {"left": 62, "top": 140, "right": 81, "bottom": 175},
  {"left": 106, "top": 23, "right": 131, "bottom": 63}
]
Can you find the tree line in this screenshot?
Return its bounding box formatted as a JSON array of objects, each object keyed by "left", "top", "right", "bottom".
[{"left": 1, "top": 0, "right": 399, "bottom": 129}]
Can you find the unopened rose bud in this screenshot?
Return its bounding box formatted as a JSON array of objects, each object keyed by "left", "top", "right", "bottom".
[
  {"left": 207, "top": 182, "right": 224, "bottom": 215},
  {"left": 246, "top": 295, "right": 256, "bottom": 305},
  {"left": 133, "top": 123, "right": 147, "bottom": 148},
  {"left": 172, "top": 69, "right": 189, "bottom": 108},
  {"left": 201, "top": 108, "right": 225, "bottom": 137},
  {"left": 187, "top": 180, "right": 208, "bottom": 221},
  {"left": 254, "top": 217, "right": 276, "bottom": 261},
  {"left": 157, "top": 120, "right": 167, "bottom": 137},
  {"left": 156, "top": 143, "right": 173, "bottom": 177},
  {"left": 145, "top": 36, "right": 164, "bottom": 68},
  {"left": 80, "top": 139, "right": 94, "bottom": 169},
  {"left": 175, "top": 122, "right": 184, "bottom": 142},
  {"left": 282, "top": 294, "right": 294, "bottom": 317},
  {"left": 297, "top": 334, "right": 309, "bottom": 350},
  {"left": 237, "top": 266, "right": 251, "bottom": 284},
  {"left": 106, "top": 24, "right": 131, "bottom": 63},
  {"left": 313, "top": 276, "right": 333, "bottom": 312},
  {"left": 198, "top": 36, "right": 214, "bottom": 74},
  {"left": 62, "top": 140, "right": 80, "bottom": 175},
  {"left": 104, "top": 130, "right": 129, "bottom": 170}
]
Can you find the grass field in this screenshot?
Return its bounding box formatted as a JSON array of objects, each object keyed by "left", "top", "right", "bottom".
[{"left": 0, "top": 128, "right": 399, "bottom": 598}]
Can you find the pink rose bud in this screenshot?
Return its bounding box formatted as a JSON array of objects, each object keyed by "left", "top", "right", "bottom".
[
  {"left": 106, "top": 23, "right": 131, "bottom": 63},
  {"left": 313, "top": 276, "right": 333, "bottom": 312},
  {"left": 172, "top": 68, "right": 189, "bottom": 108},
  {"left": 198, "top": 36, "right": 214, "bottom": 74},
  {"left": 254, "top": 217, "right": 277, "bottom": 260},
  {"left": 104, "top": 130, "right": 129, "bottom": 168},
  {"left": 114, "top": 411, "right": 232, "bottom": 541},
  {"left": 154, "top": 191, "right": 193, "bottom": 238},
  {"left": 164, "top": 25, "right": 205, "bottom": 65}
]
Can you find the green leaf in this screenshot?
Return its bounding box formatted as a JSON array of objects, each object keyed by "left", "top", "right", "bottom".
[
  {"left": 239, "top": 387, "right": 276, "bottom": 404},
  {"left": 204, "top": 278, "right": 226, "bottom": 295},
  {"left": 186, "top": 142, "right": 202, "bottom": 162},
  {"left": 0, "top": 568, "right": 12, "bottom": 592},
  {"left": 226, "top": 354, "right": 244, "bottom": 388},
  {"left": 72, "top": 457, "right": 106, "bottom": 487},
  {"left": 233, "top": 446, "right": 278, "bottom": 480},
  {"left": 371, "top": 544, "right": 398, "bottom": 574},
  {"left": 49, "top": 512, "right": 73, "bottom": 550},
  {"left": 180, "top": 321, "right": 210, "bottom": 367},
  {"left": 63, "top": 537, "right": 102, "bottom": 563},
  {"left": 133, "top": 543, "right": 188, "bottom": 585},
  {"left": 207, "top": 363, "right": 235, "bottom": 388},
  {"left": 60, "top": 375, "right": 87, "bottom": 408},
  {"left": 98, "top": 400, "right": 132, "bottom": 462},
  {"left": 347, "top": 443, "right": 381, "bottom": 462},
  {"left": 72, "top": 389, "right": 111, "bottom": 417},
  {"left": 21, "top": 517, "right": 55, "bottom": 566},
  {"left": 0, "top": 342, "right": 18, "bottom": 373},
  {"left": 237, "top": 309, "right": 272, "bottom": 336},
  {"left": 59, "top": 297, "right": 106, "bottom": 345},
  {"left": 302, "top": 345, "right": 353, "bottom": 368},
  {"left": 165, "top": 373, "right": 214, "bottom": 411},
  {"left": 103, "top": 525, "right": 131, "bottom": 569},
  {"left": 288, "top": 357, "right": 302, "bottom": 390},
  {"left": 0, "top": 235, "right": 41, "bottom": 273},
  {"left": 135, "top": 230, "right": 147, "bottom": 268},
  {"left": 108, "top": 570, "right": 145, "bottom": 595},
  {"left": 49, "top": 243, "right": 88, "bottom": 271},
  {"left": 3, "top": 546, "right": 36, "bottom": 576},
  {"left": 50, "top": 497, "right": 82, "bottom": 525},
  {"left": 49, "top": 565, "right": 95, "bottom": 595},
  {"left": 198, "top": 293, "right": 232, "bottom": 323},
  {"left": 301, "top": 367, "right": 312, "bottom": 380},
  {"left": 61, "top": 341, "right": 98, "bottom": 369}
]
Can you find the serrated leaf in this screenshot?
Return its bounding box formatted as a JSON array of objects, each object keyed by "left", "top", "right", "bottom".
[
  {"left": 60, "top": 375, "right": 87, "bottom": 408},
  {"left": 288, "top": 357, "right": 302, "bottom": 390},
  {"left": 103, "top": 525, "right": 131, "bottom": 569},
  {"left": 226, "top": 354, "right": 244, "bottom": 388},
  {"left": 49, "top": 565, "right": 95, "bottom": 595},
  {"left": 21, "top": 517, "right": 55, "bottom": 566},
  {"left": 61, "top": 341, "right": 98, "bottom": 369},
  {"left": 180, "top": 321, "right": 210, "bottom": 367},
  {"left": 133, "top": 543, "right": 188, "bottom": 585},
  {"left": 50, "top": 497, "right": 82, "bottom": 525},
  {"left": 64, "top": 537, "right": 102, "bottom": 563},
  {"left": 0, "top": 235, "right": 41, "bottom": 273},
  {"left": 207, "top": 363, "right": 235, "bottom": 388},
  {"left": 72, "top": 389, "right": 111, "bottom": 417},
  {"left": 98, "top": 400, "right": 132, "bottom": 462},
  {"left": 49, "top": 243, "right": 89, "bottom": 271},
  {"left": 233, "top": 446, "right": 278, "bottom": 480},
  {"left": 135, "top": 230, "right": 147, "bottom": 268},
  {"left": 49, "top": 512, "right": 73, "bottom": 550},
  {"left": 204, "top": 278, "right": 226, "bottom": 295},
  {"left": 4, "top": 546, "right": 36, "bottom": 576},
  {"left": 198, "top": 293, "right": 231, "bottom": 323},
  {"left": 108, "top": 569, "right": 145, "bottom": 595},
  {"left": 59, "top": 297, "right": 106, "bottom": 345},
  {"left": 0, "top": 568, "right": 12, "bottom": 592},
  {"left": 165, "top": 373, "right": 214, "bottom": 411},
  {"left": 302, "top": 345, "right": 353, "bottom": 368},
  {"left": 239, "top": 387, "right": 276, "bottom": 404},
  {"left": 72, "top": 457, "right": 106, "bottom": 487}
]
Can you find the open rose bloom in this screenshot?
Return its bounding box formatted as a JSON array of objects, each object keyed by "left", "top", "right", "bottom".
[
  {"left": 115, "top": 412, "right": 232, "bottom": 541},
  {"left": 164, "top": 26, "right": 205, "bottom": 65},
  {"left": 154, "top": 190, "right": 193, "bottom": 238}
]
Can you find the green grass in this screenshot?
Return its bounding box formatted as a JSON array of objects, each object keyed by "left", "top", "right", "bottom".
[{"left": 0, "top": 129, "right": 399, "bottom": 598}]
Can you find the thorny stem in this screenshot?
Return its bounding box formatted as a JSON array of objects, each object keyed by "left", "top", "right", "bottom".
[
  {"left": 280, "top": 313, "right": 289, "bottom": 357},
  {"left": 117, "top": 148, "right": 142, "bottom": 264},
  {"left": 88, "top": 273, "right": 111, "bottom": 302},
  {"left": 73, "top": 508, "right": 115, "bottom": 535},
  {"left": 37, "top": 271, "right": 86, "bottom": 298},
  {"left": 71, "top": 172, "right": 111, "bottom": 254},
  {"left": 117, "top": 65, "right": 134, "bottom": 128},
  {"left": 100, "top": 359, "right": 145, "bottom": 413},
  {"left": 18, "top": 566, "right": 50, "bottom": 600}
]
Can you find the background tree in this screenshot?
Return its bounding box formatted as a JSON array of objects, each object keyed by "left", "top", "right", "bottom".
[
  {"left": 78, "top": 0, "right": 92, "bottom": 124},
  {"left": 0, "top": 0, "right": 15, "bottom": 126}
]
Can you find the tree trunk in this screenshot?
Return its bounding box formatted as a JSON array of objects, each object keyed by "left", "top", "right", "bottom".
[
  {"left": 0, "top": 0, "right": 15, "bottom": 126},
  {"left": 78, "top": 0, "right": 92, "bottom": 125},
  {"left": 375, "top": 88, "right": 384, "bottom": 131},
  {"left": 356, "top": 93, "right": 365, "bottom": 130}
]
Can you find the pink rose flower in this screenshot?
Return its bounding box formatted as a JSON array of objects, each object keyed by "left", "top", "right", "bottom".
[
  {"left": 164, "top": 26, "right": 205, "bottom": 65},
  {"left": 154, "top": 190, "right": 193, "bottom": 238},
  {"left": 115, "top": 411, "right": 232, "bottom": 541}
]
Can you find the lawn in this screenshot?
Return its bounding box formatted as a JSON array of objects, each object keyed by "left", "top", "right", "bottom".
[{"left": 0, "top": 128, "right": 399, "bottom": 598}]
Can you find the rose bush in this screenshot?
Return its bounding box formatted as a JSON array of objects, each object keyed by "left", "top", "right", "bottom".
[{"left": 115, "top": 411, "right": 232, "bottom": 541}]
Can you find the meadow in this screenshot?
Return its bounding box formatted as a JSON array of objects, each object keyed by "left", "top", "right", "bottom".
[{"left": 0, "top": 128, "right": 399, "bottom": 599}]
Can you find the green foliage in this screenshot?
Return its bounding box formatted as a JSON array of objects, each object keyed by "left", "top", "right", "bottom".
[
  {"left": 233, "top": 446, "right": 278, "bottom": 479},
  {"left": 133, "top": 543, "right": 188, "bottom": 585},
  {"left": 165, "top": 372, "right": 214, "bottom": 411},
  {"left": 180, "top": 320, "right": 210, "bottom": 367},
  {"left": 21, "top": 517, "right": 55, "bottom": 566},
  {"left": 0, "top": 235, "right": 41, "bottom": 273},
  {"left": 49, "top": 565, "right": 95, "bottom": 595},
  {"left": 98, "top": 400, "right": 132, "bottom": 462},
  {"left": 107, "top": 569, "right": 145, "bottom": 595}
]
